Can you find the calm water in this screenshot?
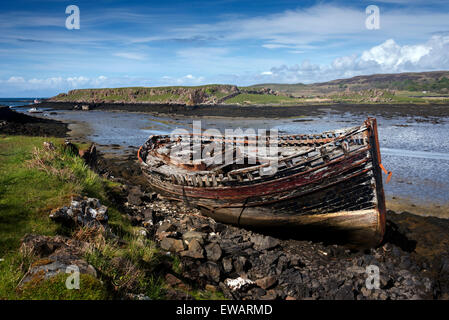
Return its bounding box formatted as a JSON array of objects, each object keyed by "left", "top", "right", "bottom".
[
  {"left": 0, "top": 98, "right": 44, "bottom": 107},
  {"left": 13, "top": 106, "right": 449, "bottom": 206}
]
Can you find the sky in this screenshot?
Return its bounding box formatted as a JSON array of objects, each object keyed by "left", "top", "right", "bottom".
[{"left": 1, "top": 0, "right": 449, "bottom": 97}]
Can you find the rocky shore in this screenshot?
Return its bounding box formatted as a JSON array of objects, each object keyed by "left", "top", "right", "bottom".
[
  {"left": 0, "top": 105, "right": 68, "bottom": 137},
  {"left": 96, "top": 152, "right": 449, "bottom": 300},
  {"left": 33, "top": 101, "right": 449, "bottom": 120}
]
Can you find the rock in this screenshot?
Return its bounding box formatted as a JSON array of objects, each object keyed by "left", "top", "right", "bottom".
[
  {"left": 225, "top": 277, "right": 254, "bottom": 291},
  {"left": 260, "top": 289, "right": 278, "bottom": 300},
  {"left": 180, "top": 239, "right": 204, "bottom": 259},
  {"left": 255, "top": 276, "right": 278, "bottom": 290},
  {"left": 199, "top": 262, "right": 221, "bottom": 283},
  {"left": 205, "top": 243, "right": 222, "bottom": 262},
  {"left": 142, "top": 208, "right": 154, "bottom": 221},
  {"left": 361, "top": 287, "right": 371, "bottom": 297},
  {"left": 157, "top": 221, "right": 177, "bottom": 233},
  {"left": 335, "top": 285, "right": 354, "bottom": 300},
  {"left": 127, "top": 186, "right": 144, "bottom": 206},
  {"left": 182, "top": 231, "right": 206, "bottom": 245},
  {"left": 205, "top": 284, "right": 217, "bottom": 292},
  {"left": 222, "top": 257, "right": 233, "bottom": 273},
  {"left": 160, "top": 238, "right": 185, "bottom": 253},
  {"left": 49, "top": 197, "right": 108, "bottom": 229},
  {"left": 43, "top": 141, "right": 56, "bottom": 151},
  {"left": 18, "top": 234, "right": 96, "bottom": 287},
  {"left": 234, "top": 256, "right": 250, "bottom": 274},
  {"left": 251, "top": 235, "right": 280, "bottom": 251},
  {"left": 127, "top": 293, "right": 151, "bottom": 300},
  {"left": 142, "top": 200, "right": 442, "bottom": 300},
  {"left": 165, "top": 288, "right": 193, "bottom": 300},
  {"left": 165, "top": 273, "right": 182, "bottom": 287}
]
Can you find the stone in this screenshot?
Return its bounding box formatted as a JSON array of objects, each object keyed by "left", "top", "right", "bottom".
[
  {"left": 224, "top": 277, "right": 254, "bottom": 291},
  {"left": 222, "top": 257, "right": 233, "bottom": 273},
  {"left": 255, "top": 276, "right": 278, "bottom": 290},
  {"left": 335, "top": 285, "right": 354, "bottom": 300},
  {"left": 251, "top": 235, "right": 280, "bottom": 251},
  {"left": 165, "top": 273, "right": 182, "bottom": 287},
  {"left": 180, "top": 239, "right": 204, "bottom": 259},
  {"left": 205, "top": 284, "right": 217, "bottom": 293},
  {"left": 127, "top": 186, "right": 144, "bottom": 206},
  {"left": 361, "top": 287, "right": 371, "bottom": 297},
  {"left": 182, "top": 231, "right": 206, "bottom": 245},
  {"left": 160, "top": 238, "right": 185, "bottom": 253},
  {"left": 18, "top": 234, "right": 96, "bottom": 287},
  {"left": 199, "top": 261, "right": 221, "bottom": 283},
  {"left": 260, "top": 289, "right": 278, "bottom": 300},
  {"left": 234, "top": 256, "right": 250, "bottom": 274},
  {"left": 143, "top": 208, "right": 154, "bottom": 221},
  {"left": 205, "top": 243, "right": 222, "bottom": 261},
  {"left": 157, "top": 221, "right": 177, "bottom": 235},
  {"left": 49, "top": 197, "right": 108, "bottom": 230}
]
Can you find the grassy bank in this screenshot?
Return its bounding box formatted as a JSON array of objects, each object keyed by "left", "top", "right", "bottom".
[{"left": 0, "top": 135, "right": 222, "bottom": 300}]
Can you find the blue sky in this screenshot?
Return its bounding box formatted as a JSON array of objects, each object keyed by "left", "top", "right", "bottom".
[{"left": 1, "top": 0, "right": 449, "bottom": 97}]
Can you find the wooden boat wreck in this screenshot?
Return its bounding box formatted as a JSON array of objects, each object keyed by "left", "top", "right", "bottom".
[{"left": 138, "top": 118, "right": 390, "bottom": 247}]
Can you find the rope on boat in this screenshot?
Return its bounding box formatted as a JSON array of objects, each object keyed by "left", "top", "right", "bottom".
[{"left": 379, "top": 163, "right": 392, "bottom": 184}]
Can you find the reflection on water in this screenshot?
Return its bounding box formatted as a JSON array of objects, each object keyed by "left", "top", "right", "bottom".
[{"left": 18, "top": 108, "right": 449, "bottom": 206}]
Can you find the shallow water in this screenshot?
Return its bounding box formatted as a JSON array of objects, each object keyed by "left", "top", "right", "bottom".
[{"left": 17, "top": 107, "right": 449, "bottom": 206}]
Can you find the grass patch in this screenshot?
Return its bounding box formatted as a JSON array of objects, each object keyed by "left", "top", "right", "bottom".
[
  {"left": 0, "top": 136, "right": 139, "bottom": 299},
  {"left": 225, "top": 93, "right": 299, "bottom": 105},
  {"left": 0, "top": 135, "right": 222, "bottom": 300}
]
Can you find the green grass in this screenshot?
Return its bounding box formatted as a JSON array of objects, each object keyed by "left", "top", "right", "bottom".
[
  {"left": 0, "top": 135, "right": 117, "bottom": 299},
  {"left": 225, "top": 93, "right": 299, "bottom": 105},
  {"left": 0, "top": 135, "right": 221, "bottom": 300},
  {"left": 52, "top": 85, "right": 238, "bottom": 104}
]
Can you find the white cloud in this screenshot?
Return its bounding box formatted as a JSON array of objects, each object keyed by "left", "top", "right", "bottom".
[
  {"left": 7, "top": 76, "right": 25, "bottom": 83},
  {"left": 168, "top": 4, "right": 449, "bottom": 51},
  {"left": 113, "top": 52, "right": 147, "bottom": 61},
  {"left": 256, "top": 35, "right": 449, "bottom": 84},
  {"left": 160, "top": 74, "right": 206, "bottom": 85},
  {"left": 0, "top": 76, "right": 110, "bottom": 93},
  {"left": 360, "top": 39, "right": 431, "bottom": 68}
]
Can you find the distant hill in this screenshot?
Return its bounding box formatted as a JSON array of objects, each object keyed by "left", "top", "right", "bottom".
[
  {"left": 49, "top": 71, "right": 449, "bottom": 106},
  {"left": 250, "top": 71, "right": 449, "bottom": 96}
]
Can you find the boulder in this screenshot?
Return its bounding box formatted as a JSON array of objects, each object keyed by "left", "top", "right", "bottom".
[
  {"left": 251, "top": 235, "right": 280, "bottom": 251},
  {"left": 182, "top": 231, "right": 206, "bottom": 245},
  {"left": 160, "top": 238, "right": 185, "bottom": 253},
  {"left": 49, "top": 197, "right": 109, "bottom": 229},
  {"left": 205, "top": 243, "right": 222, "bottom": 262},
  {"left": 255, "top": 276, "right": 278, "bottom": 290},
  {"left": 127, "top": 186, "right": 144, "bottom": 206},
  {"left": 180, "top": 239, "right": 204, "bottom": 259},
  {"left": 199, "top": 261, "right": 221, "bottom": 283},
  {"left": 18, "top": 234, "right": 96, "bottom": 287}
]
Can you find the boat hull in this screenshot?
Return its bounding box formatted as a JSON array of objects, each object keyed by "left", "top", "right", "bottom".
[{"left": 139, "top": 118, "right": 387, "bottom": 247}]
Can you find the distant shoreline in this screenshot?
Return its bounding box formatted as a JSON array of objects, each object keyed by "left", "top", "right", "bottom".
[{"left": 30, "top": 100, "right": 449, "bottom": 119}]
